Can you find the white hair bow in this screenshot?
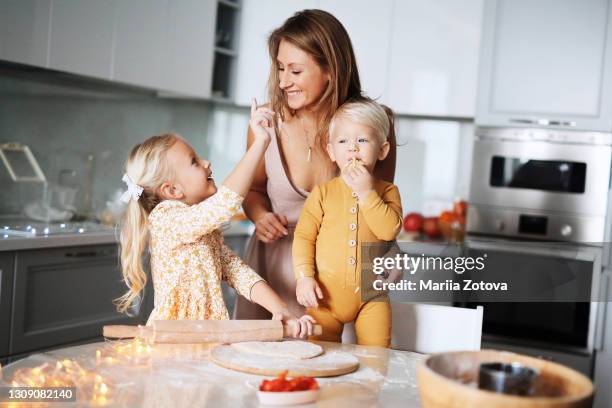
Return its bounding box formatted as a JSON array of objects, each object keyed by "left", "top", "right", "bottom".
[{"left": 120, "top": 174, "right": 144, "bottom": 203}]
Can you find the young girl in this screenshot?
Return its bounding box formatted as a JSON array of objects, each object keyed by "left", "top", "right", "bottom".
[
  {"left": 293, "top": 99, "right": 403, "bottom": 346},
  {"left": 117, "top": 101, "right": 315, "bottom": 337}
]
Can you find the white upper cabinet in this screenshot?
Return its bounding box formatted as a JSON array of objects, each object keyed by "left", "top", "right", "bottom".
[
  {"left": 49, "top": 0, "right": 115, "bottom": 79},
  {"left": 163, "top": 0, "right": 216, "bottom": 98},
  {"left": 317, "top": 0, "right": 393, "bottom": 101},
  {"left": 0, "top": 0, "right": 51, "bottom": 67},
  {"left": 235, "top": 0, "right": 482, "bottom": 118},
  {"left": 476, "top": 0, "right": 612, "bottom": 132},
  {"left": 112, "top": 0, "right": 167, "bottom": 89},
  {"left": 384, "top": 0, "right": 483, "bottom": 117},
  {"left": 234, "top": 0, "right": 319, "bottom": 106}
]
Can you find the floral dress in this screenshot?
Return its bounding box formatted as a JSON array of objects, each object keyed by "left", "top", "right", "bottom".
[{"left": 146, "top": 186, "right": 264, "bottom": 324}]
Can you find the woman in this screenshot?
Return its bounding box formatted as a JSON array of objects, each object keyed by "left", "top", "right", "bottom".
[{"left": 234, "top": 9, "right": 396, "bottom": 319}]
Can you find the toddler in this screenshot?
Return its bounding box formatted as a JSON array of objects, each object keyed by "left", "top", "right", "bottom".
[
  {"left": 117, "top": 101, "right": 315, "bottom": 337},
  {"left": 293, "top": 100, "right": 403, "bottom": 346}
]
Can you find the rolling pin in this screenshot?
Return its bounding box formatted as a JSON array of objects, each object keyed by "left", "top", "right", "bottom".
[{"left": 103, "top": 320, "right": 323, "bottom": 344}]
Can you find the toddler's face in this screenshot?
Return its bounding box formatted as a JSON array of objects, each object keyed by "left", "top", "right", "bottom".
[
  {"left": 166, "top": 139, "right": 217, "bottom": 205},
  {"left": 327, "top": 117, "right": 389, "bottom": 172}
]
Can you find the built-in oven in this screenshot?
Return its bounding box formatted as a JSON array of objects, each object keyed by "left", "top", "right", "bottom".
[
  {"left": 458, "top": 237, "right": 606, "bottom": 375},
  {"left": 467, "top": 127, "right": 612, "bottom": 242}
]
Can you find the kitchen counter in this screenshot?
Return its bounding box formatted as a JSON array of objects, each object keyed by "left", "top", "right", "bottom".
[
  {"left": 0, "top": 340, "right": 425, "bottom": 407},
  {"left": 0, "top": 220, "right": 254, "bottom": 251}
]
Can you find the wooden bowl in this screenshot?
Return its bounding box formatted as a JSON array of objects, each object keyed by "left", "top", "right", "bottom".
[{"left": 417, "top": 349, "right": 593, "bottom": 408}]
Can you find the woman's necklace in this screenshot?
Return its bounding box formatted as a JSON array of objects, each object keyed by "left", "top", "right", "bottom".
[{"left": 297, "top": 113, "right": 314, "bottom": 162}]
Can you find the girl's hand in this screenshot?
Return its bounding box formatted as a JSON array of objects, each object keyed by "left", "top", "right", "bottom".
[
  {"left": 255, "top": 212, "right": 288, "bottom": 243},
  {"left": 249, "top": 99, "right": 276, "bottom": 143},
  {"left": 296, "top": 277, "right": 323, "bottom": 308},
  {"left": 273, "top": 312, "right": 316, "bottom": 338},
  {"left": 342, "top": 163, "right": 375, "bottom": 202}
]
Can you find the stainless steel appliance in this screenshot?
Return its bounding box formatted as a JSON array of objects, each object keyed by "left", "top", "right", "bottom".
[
  {"left": 460, "top": 237, "right": 606, "bottom": 375},
  {"left": 462, "top": 127, "right": 612, "bottom": 376},
  {"left": 467, "top": 127, "right": 612, "bottom": 242}
]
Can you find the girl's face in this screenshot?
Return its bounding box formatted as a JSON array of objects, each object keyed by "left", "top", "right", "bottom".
[
  {"left": 277, "top": 40, "right": 329, "bottom": 111},
  {"left": 165, "top": 139, "right": 217, "bottom": 205},
  {"left": 327, "top": 117, "right": 390, "bottom": 172}
]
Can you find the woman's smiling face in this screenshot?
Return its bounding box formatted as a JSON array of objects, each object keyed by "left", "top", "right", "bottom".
[{"left": 276, "top": 39, "right": 329, "bottom": 111}]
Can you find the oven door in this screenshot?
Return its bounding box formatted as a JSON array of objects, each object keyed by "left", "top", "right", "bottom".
[
  {"left": 459, "top": 238, "right": 602, "bottom": 354},
  {"left": 469, "top": 137, "right": 611, "bottom": 218}
]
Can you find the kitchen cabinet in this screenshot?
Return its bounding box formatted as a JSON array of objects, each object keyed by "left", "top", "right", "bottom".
[
  {"left": 113, "top": 0, "right": 217, "bottom": 96},
  {"left": 10, "top": 244, "right": 149, "bottom": 355},
  {"left": 164, "top": 0, "right": 217, "bottom": 98},
  {"left": 0, "top": 0, "right": 217, "bottom": 98},
  {"left": 385, "top": 0, "right": 482, "bottom": 117},
  {"left": 112, "top": 0, "right": 168, "bottom": 90},
  {"left": 48, "top": 0, "right": 115, "bottom": 79},
  {"left": 476, "top": 0, "right": 612, "bottom": 132},
  {"left": 234, "top": 0, "right": 482, "bottom": 118},
  {"left": 318, "top": 0, "right": 394, "bottom": 101},
  {"left": 0, "top": 252, "right": 14, "bottom": 359},
  {"left": 0, "top": 0, "right": 51, "bottom": 67}
]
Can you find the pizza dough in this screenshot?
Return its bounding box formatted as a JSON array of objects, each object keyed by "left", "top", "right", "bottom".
[{"left": 230, "top": 340, "right": 324, "bottom": 360}]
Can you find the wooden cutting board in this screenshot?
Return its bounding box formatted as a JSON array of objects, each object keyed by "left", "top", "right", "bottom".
[{"left": 210, "top": 344, "right": 359, "bottom": 377}]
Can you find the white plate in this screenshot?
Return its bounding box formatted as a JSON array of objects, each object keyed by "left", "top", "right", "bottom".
[{"left": 256, "top": 389, "right": 319, "bottom": 406}]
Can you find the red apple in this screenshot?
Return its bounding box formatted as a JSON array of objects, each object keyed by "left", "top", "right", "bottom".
[
  {"left": 422, "top": 216, "right": 441, "bottom": 238},
  {"left": 403, "top": 212, "right": 424, "bottom": 232}
]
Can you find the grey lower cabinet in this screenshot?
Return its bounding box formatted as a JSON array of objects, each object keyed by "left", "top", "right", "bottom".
[
  {"left": 0, "top": 252, "right": 15, "bottom": 359},
  {"left": 9, "top": 244, "right": 152, "bottom": 356}
]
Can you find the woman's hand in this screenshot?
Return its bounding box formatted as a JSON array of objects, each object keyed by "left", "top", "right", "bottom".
[
  {"left": 249, "top": 98, "right": 276, "bottom": 144},
  {"left": 255, "top": 212, "right": 288, "bottom": 243},
  {"left": 296, "top": 277, "right": 323, "bottom": 308},
  {"left": 273, "top": 312, "right": 316, "bottom": 338}
]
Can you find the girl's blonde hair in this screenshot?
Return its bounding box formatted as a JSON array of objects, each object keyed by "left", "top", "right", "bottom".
[
  {"left": 267, "top": 9, "right": 362, "bottom": 150},
  {"left": 329, "top": 99, "right": 391, "bottom": 145},
  {"left": 115, "top": 133, "right": 179, "bottom": 313}
]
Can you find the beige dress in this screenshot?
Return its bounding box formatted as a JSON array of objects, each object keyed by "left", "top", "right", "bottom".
[
  {"left": 234, "top": 134, "right": 311, "bottom": 319},
  {"left": 147, "top": 186, "right": 264, "bottom": 324}
]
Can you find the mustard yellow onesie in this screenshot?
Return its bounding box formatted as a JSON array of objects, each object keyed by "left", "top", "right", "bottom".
[{"left": 293, "top": 177, "right": 403, "bottom": 347}]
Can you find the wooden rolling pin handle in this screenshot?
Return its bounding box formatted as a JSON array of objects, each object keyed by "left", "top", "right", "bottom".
[
  {"left": 283, "top": 324, "right": 323, "bottom": 337},
  {"left": 103, "top": 325, "right": 151, "bottom": 339}
]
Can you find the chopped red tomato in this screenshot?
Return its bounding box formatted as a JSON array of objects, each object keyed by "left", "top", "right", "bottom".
[{"left": 259, "top": 370, "right": 319, "bottom": 392}]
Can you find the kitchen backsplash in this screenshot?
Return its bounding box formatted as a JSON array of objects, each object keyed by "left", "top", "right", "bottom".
[
  {"left": 0, "top": 69, "right": 473, "bottom": 220},
  {"left": 0, "top": 71, "right": 212, "bottom": 218}
]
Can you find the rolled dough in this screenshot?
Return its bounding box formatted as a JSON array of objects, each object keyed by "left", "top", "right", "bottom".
[{"left": 230, "top": 340, "right": 323, "bottom": 360}]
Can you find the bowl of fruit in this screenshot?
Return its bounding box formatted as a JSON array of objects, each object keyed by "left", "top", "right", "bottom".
[{"left": 402, "top": 199, "right": 468, "bottom": 243}]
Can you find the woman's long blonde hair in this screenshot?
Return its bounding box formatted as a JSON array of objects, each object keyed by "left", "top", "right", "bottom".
[
  {"left": 267, "top": 9, "right": 396, "bottom": 155},
  {"left": 115, "top": 133, "right": 178, "bottom": 313}
]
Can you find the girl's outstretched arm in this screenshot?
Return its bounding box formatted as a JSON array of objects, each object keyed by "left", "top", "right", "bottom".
[{"left": 223, "top": 99, "right": 275, "bottom": 196}]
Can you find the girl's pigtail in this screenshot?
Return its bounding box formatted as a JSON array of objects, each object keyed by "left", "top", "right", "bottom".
[{"left": 115, "top": 199, "right": 149, "bottom": 313}]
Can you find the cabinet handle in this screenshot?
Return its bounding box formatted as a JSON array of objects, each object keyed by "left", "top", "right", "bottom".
[
  {"left": 509, "top": 118, "right": 576, "bottom": 127},
  {"left": 65, "top": 250, "right": 111, "bottom": 258}
]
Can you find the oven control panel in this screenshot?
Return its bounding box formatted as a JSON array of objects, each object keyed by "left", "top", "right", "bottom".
[{"left": 467, "top": 205, "right": 605, "bottom": 243}]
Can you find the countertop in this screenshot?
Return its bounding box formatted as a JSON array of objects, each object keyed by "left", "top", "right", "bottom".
[
  {"left": 0, "top": 340, "right": 425, "bottom": 407},
  {"left": 0, "top": 220, "right": 254, "bottom": 252}
]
